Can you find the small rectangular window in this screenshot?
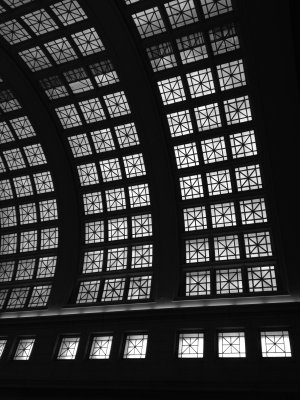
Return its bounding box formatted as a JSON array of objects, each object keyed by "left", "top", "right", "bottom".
[
  {"left": 89, "top": 336, "right": 113, "bottom": 359},
  {"left": 178, "top": 333, "right": 204, "bottom": 358},
  {"left": 14, "top": 338, "right": 35, "bottom": 360},
  {"left": 57, "top": 337, "right": 80, "bottom": 360},
  {"left": 260, "top": 331, "right": 291, "bottom": 358},
  {"left": 123, "top": 334, "right": 148, "bottom": 359},
  {"left": 218, "top": 332, "right": 246, "bottom": 358}
]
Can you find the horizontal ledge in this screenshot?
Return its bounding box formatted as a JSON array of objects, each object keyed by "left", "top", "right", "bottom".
[{"left": 0, "top": 294, "right": 300, "bottom": 320}]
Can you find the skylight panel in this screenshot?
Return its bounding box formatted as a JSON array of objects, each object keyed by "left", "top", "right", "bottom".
[
  {"left": 200, "top": 0, "right": 233, "bottom": 19},
  {"left": 3, "top": 148, "right": 26, "bottom": 170},
  {"left": 235, "top": 164, "right": 262, "bottom": 191},
  {"left": 99, "top": 158, "right": 122, "bottom": 182},
  {"left": 217, "top": 60, "right": 246, "bottom": 91},
  {"left": 206, "top": 169, "right": 232, "bottom": 195},
  {"left": 157, "top": 76, "right": 186, "bottom": 105},
  {"left": 19, "top": 202, "right": 37, "bottom": 224},
  {"left": 68, "top": 133, "right": 92, "bottom": 157},
  {"left": 147, "top": 42, "right": 177, "bottom": 72},
  {"left": 20, "top": 230, "right": 38, "bottom": 252},
  {"left": 132, "top": 8, "right": 166, "bottom": 38},
  {"left": 28, "top": 285, "right": 51, "bottom": 307},
  {"left": 33, "top": 171, "right": 54, "bottom": 193},
  {"left": 0, "top": 261, "right": 15, "bottom": 281},
  {"left": 167, "top": 109, "right": 193, "bottom": 137},
  {"left": 211, "top": 202, "right": 236, "bottom": 228},
  {"left": 128, "top": 183, "right": 150, "bottom": 208},
  {"left": 209, "top": 23, "right": 240, "bottom": 55},
  {"left": 0, "top": 121, "right": 14, "bottom": 144},
  {"left": 131, "top": 214, "right": 152, "bottom": 238},
  {"left": 22, "top": 9, "right": 58, "bottom": 35},
  {"left": 19, "top": 46, "right": 52, "bottom": 72},
  {"left": 239, "top": 198, "right": 267, "bottom": 225},
  {"left": 64, "top": 67, "right": 93, "bottom": 94},
  {"left": 55, "top": 104, "right": 82, "bottom": 128},
  {"left": 10, "top": 116, "right": 35, "bottom": 139},
  {"left": 244, "top": 231, "right": 272, "bottom": 258},
  {"left": 83, "top": 191, "right": 103, "bottom": 214},
  {"left": 0, "top": 206, "right": 17, "bottom": 227},
  {"left": 216, "top": 268, "right": 243, "bottom": 294},
  {"left": 186, "top": 68, "right": 215, "bottom": 98},
  {"left": 39, "top": 199, "right": 58, "bottom": 221},
  {"left": 15, "top": 259, "right": 35, "bottom": 280},
  {"left": 201, "top": 137, "right": 227, "bottom": 164},
  {"left": 79, "top": 98, "right": 106, "bottom": 123},
  {"left": 0, "top": 179, "right": 14, "bottom": 201},
  {"left": 0, "top": 233, "right": 17, "bottom": 254},
  {"left": 248, "top": 266, "right": 277, "bottom": 292},
  {"left": 50, "top": 0, "right": 87, "bottom": 25},
  {"left": 131, "top": 244, "right": 153, "bottom": 269},
  {"left": 214, "top": 235, "right": 240, "bottom": 260},
  {"left": 23, "top": 143, "right": 46, "bottom": 166},
  {"left": 0, "top": 19, "right": 31, "bottom": 44},
  {"left": 123, "top": 153, "right": 146, "bottom": 178},
  {"left": 186, "top": 272, "right": 207, "bottom": 298},
  {"left": 40, "top": 227, "right": 59, "bottom": 250},
  {"left": 40, "top": 75, "right": 68, "bottom": 100},
  {"left": 230, "top": 130, "right": 257, "bottom": 158},
  {"left": 0, "top": 90, "right": 20, "bottom": 112},
  {"left": 82, "top": 250, "right": 103, "bottom": 274},
  {"left": 13, "top": 175, "right": 33, "bottom": 197},
  {"left": 36, "top": 256, "right": 57, "bottom": 278},
  {"left": 114, "top": 122, "right": 140, "bottom": 148},
  {"left": 85, "top": 220, "right": 104, "bottom": 243},
  {"left": 174, "top": 142, "right": 199, "bottom": 169},
  {"left": 77, "top": 280, "right": 100, "bottom": 303},
  {"left": 184, "top": 206, "right": 207, "bottom": 231},
  {"left": 71, "top": 28, "right": 104, "bottom": 56},
  {"left": 107, "top": 247, "right": 127, "bottom": 271},
  {"left": 165, "top": 0, "right": 198, "bottom": 29},
  {"left": 7, "top": 287, "right": 30, "bottom": 308},
  {"left": 176, "top": 32, "right": 208, "bottom": 64},
  {"left": 107, "top": 217, "right": 128, "bottom": 241},
  {"left": 103, "top": 91, "right": 131, "bottom": 118},
  {"left": 102, "top": 278, "right": 125, "bottom": 301},
  {"left": 224, "top": 96, "right": 252, "bottom": 125},
  {"left": 3, "top": 0, "right": 33, "bottom": 8},
  {"left": 90, "top": 60, "right": 119, "bottom": 87},
  {"left": 127, "top": 275, "right": 152, "bottom": 300},
  {"left": 218, "top": 332, "right": 246, "bottom": 358},
  {"left": 105, "top": 187, "right": 126, "bottom": 211},
  {"left": 90, "top": 128, "right": 115, "bottom": 153},
  {"left": 179, "top": 174, "right": 204, "bottom": 199},
  {"left": 45, "top": 37, "right": 77, "bottom": 64},
  {"left": 77, "top": 163, "right": 99, "bottom": 186}
]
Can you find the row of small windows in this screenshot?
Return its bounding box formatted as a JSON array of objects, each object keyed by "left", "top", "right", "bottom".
[
  {"left": 0, "top": 227, "right": 59, "bottom": 254},
  {"left": 55, "top": 93, "right": 131, "bottom": 128},
  {"left": 0, "top": 330, "right": 292, "bottom": 361},
  {"left": 0, "top": 144, "right": 47, "bottom": 170},
  {"left": 82, "top": 244, "right": 152, "bottom": 274},
  {"left": 17, "top": 27, "right": 104, "bottom": 72},
  {"left": 0, "top": 116, "right": 36, "bottom": 144},
  {"left": 85, "top": 214, "right": 152, "bottom": 243},
  {"left": 0, "top": 256, "right": 57, "bottom": 282},
  {"left": 183, "top": 198, "right": 267, "bottom": 228},
  {"left": 186, "top": 231, "right": 272, "bottom": 262},
  {"left": 76, "top": 274, "right": 152, "bottom": 304},
  {"left": 40, "top": 60, "right": 119, "bottom": 100},
  {"left": 158, "top": 61, "right": 246, "bottom": 105},
  {"left": 0, "top": 199, "right": 58, "bottom": 226},
  {"left": 0, "top": 284, "right": 52, "bottom": 309},
  {"left": 131, "top": 0, "right": 233, "bottom": 39},
  {"left": 147, "top": 24, "right": 240, "bottom": 72},
  {"left": 185, "top": 265, "right": 277, "bottom": 296},
  {"left": 0, "top": 172, "right": 55, "bottom": 199}
]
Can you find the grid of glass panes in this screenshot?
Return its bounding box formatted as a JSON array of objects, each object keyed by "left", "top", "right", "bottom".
[
  {"left": 123, "top": 334, "right": 148, "bottom": 359},
  {"left": 57, "top": 337, "right": 80, "bottom": 360},
  {"left": 0, "top": 79, "right": 58, "bottom": 311},
  {"left": 218, "top": 332, "right": 246, "bottom": 358},
  {"left": 13, "top": 338, "right": 35, "bottom": 360},
  {"left": 124, "top": 0, "right": 277, "bottom": 299},
  {"left": 0, "top": 3, "right": 154, "bottom": 307},
  {"left": 260, "top": 331, "right": 292, "bottom": 358},
  {"left": 178, "top": 332, "right": 204, "bottom": 358}
]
